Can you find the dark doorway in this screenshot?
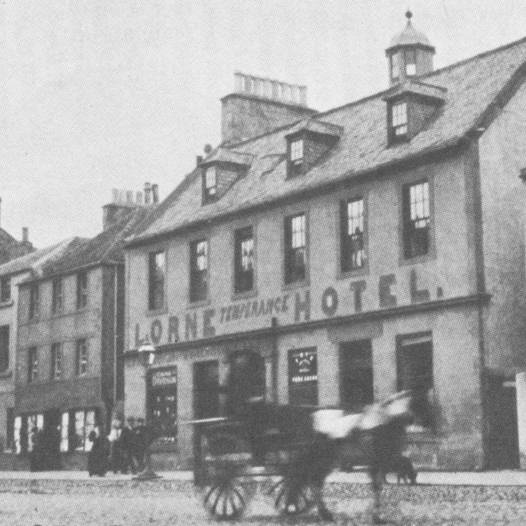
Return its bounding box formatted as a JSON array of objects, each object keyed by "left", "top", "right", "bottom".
[
  {"left": 486, "top": 372, "right": 519, "bottom": 469},
  {"left": 194, "top": 360, "right": 220, "bottom": 419},
  {"left": 44, "top": 409, "right": 61, "bottom": 429},
  {"left": 340, "top": 340, "right": 373, "bottom": 412}
]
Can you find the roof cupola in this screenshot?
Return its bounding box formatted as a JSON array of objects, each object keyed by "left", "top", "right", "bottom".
[{"left": 386, "top": 11, "right": 435, "bottom": 86}]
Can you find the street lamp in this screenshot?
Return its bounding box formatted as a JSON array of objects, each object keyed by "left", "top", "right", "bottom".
[{"left": 134, "top": 336, "right": 161, "bottom": 481}]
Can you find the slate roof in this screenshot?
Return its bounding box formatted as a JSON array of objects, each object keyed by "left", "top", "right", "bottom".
[
  {"left": 388, "top": 16, "right": 434, "bottom": 49},
  {"left": 128, "top": 36, "right": 526, "bottom": 247},
  {"left": 0, "top": 238, "right": 80, "bottom": 278},
  {"left": 38, "top": 206, "right": 152, "bottom": 278}
]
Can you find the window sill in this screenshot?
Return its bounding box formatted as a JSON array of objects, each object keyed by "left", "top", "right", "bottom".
[
  {"left": 282, "top": 278, "right": 310, "bottom": 292},
  {"left": 231, "top": 288, "right": 258, "bottom": 301},
  {"left": 399, "top": 251, "right": 436, "bottom": 267},
  {"left": 187, "top": 298, "right": 211, "bottom": 310},
  {"left": 0, "top": 300, "right": 14, "bottom": 309},
  {"left": 146, "top": 307, "right": 168, "bottom": 318},
  {"left": 337, "top": 265, "right": 369, "bottom": 280},
  {"left": 0, "top": 369, "right": 12, "bottom": 379}
]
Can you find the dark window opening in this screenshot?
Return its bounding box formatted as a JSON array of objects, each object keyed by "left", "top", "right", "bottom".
[
  {"left": 390, "top": 54, "right": 400, "bottom": 81},
  {"left": 203, "top": 166, "right": 217, "bottom": 203},
  {"left": 51, "top": 278, "right": 63, "bottom": 314},
  {"left": 27, "top": 347, "right": 38, "bottom": 383},
  {"left": 397, "top": 334, "right": 433, "bottom": 428},
  {"left": 405, "top": 49, "right": 416, "bottom": 76},
  {"left": 51, "top": 343, "right": 62, "bottom": 380},
  {"left": 288, "top": 348, "right": 318, "bottom": 405},
  {"left": 76, "top": 271, "right": 88, "bottom": 309},
  {"left": 6, "top": 408, "right": 14, "bottom": 451},
  {"left": 284, "top": 213, "right": 306, "bottom": 284},
  {"left": 194, "top": 360, "right": 219, "bottom": 419},
  {"left": 148, "top": 251, "right": 165, "bottom": 311},
  {"left": 340, "top": 198, "right": 365, "bottom": 272},
  {"left": 340, "top": 340, "right": 373, "bottom": 412},
  {"left": 29, "top": 285, "right": 40, "bottom": 320},
  {"left": 234, "top": 227, "right": 254, "bottom": 293},
  {"left": 403, "top": 180, "right": 431, "bottom": 259},
  {"left": 190, "top": 240, "right": 208, "bottom": 303},
  {"left": 0, "top": 325, "right": 9, "bottom": 372},
  {"left": 76, "top": 339, "right": 88, "bottom": 376},
  {"left": 0, "top": 276, "right": 11, "bottom": 303}
]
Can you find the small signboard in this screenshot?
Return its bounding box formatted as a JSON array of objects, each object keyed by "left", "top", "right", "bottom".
[
  {"left": 151, "top": 367, "right": 177, "bottom": 387},
  {"left": 289, "top": 348, "right": 317, "bottom": 384}
]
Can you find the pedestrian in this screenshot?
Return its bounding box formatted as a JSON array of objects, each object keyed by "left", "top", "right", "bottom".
[
  {"left": 119, "top": 416, "right": 137, "bottom": 474},
  {"left": 87, "top": 427, "right": 108, "bottom": 477},
  {"left": 108, "top": 418, "right": 123, "bottom": 474},
  {"left": 29, "top": 426, "right": 42, "bottom": 472},
  {"left": 134, "top": 417, "right": 150, "bottom": 472}
]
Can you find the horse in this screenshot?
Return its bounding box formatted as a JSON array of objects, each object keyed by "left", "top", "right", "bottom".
[{"left": 280, "top": 389, "right": 435, "bottom": 524}]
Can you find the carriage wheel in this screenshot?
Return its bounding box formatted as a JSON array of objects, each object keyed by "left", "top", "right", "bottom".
[
  {"left": 271, "top": 477, "right": 313, "bottom": 516},
  {"left": 203, "top": 479, "right": 248, "bottom": 520}
]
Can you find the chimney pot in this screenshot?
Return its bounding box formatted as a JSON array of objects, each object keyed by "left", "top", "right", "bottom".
[
  {"left": 126, "top": 190, "right": 134, "bottom": 204},
  {"left": 144, "top": 182, "right": 151, "bottom": 205},
  {"left": 112, "top": 188, "right": 119, "bottom": 203},
  {"left": 151, "top": 184, "right": 159, "bottom": 204},
  {"left": 22, "top": 227, "right": 28, "bottom": 243},
  {"left": 136, "top": 191, "right": 143, "bottom": 205}
]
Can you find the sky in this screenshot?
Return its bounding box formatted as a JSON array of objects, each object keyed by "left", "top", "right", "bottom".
[{"left": 1, "top": 0, "right": 525, "bottom": 247}]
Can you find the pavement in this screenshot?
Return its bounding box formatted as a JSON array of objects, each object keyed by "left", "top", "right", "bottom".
[{"left": 1, "top": 469, "right": 526, "bottom": 486}]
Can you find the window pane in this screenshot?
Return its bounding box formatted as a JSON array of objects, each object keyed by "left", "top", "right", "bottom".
[
  {"left": 60, "top": 412, "right": 69, "bottom": 452},
  {"left": 234, "top": 227, "right": 254, "bottom": 293},
  {"left": 190, "top": 240, "right": 208, "bottom": 302},
  {"left": 285, "top": 214, "right": 307, "bottom": 283},
  {"left": 148, "top": 251, "right": 165, "bottom": 310},
  {"left": 74, "top": 411, "right": 85, "bottom": 451},
  {"left": 76, "top": 340, "right": 88, "bottom": 376},
  {"left": 290, "top": 139, "right": 304, "bottom": 162},
  {"left": 77, "top": 272, "right": 88, "bottom": 309},
  {"left": 342, "top": 198, "right": 365, "bottom": 271},
  {"left": 404, "top": 181, "right": 430, "bottom": 258},
  {"left": 0, "top": 326, "right": 9, "bottom": 372},
  {"left": 1, "top": 277, "right": 11, "bottom": 303}
]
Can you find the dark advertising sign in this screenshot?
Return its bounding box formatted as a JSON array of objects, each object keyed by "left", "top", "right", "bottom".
[{"left": 289, "top": 348, "right": 317, "bottom": 384}]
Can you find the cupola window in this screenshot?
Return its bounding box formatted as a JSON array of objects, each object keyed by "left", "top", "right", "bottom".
[
  {"left": 391, "top": 102, "right": 408, "bottom": 139},
  {"left": 203, "top": 166, "right": 217, "bottom": 202},
  {"left": 390, "top": 55, "right": 400, "bottom": 82},
  {"left": 405, "top": 49, "right": 416, "bottom": 76}
]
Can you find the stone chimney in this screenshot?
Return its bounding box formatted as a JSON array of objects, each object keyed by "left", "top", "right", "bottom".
[
  {"left": 221, "top": 72, "right": 317, "bottom": 145},
  {"left": 103, "top": 188, "right": 143, "bottom": 230}
]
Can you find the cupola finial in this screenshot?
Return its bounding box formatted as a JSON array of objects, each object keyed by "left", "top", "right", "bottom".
[{"left": 405, "top": 9, "right": 413, "bottom": 21}]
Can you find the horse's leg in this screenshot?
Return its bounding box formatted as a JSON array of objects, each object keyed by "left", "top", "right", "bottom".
[
  {"left": 370, "top": 465, "right": 388, "bottom": 524},
  {"left": 311, "top": 471, "right": 333, "bottom": 522}
]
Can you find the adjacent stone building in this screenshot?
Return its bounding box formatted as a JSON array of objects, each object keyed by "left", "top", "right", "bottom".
[
  {"left": 13, "top": 190, "right": 154, "bottom": 465},
  {"left": 118, "top": 15, "right": 526, "bottom": 470},
  {"left": 0, "top": 239, "right": 78, "bottom": 460}
]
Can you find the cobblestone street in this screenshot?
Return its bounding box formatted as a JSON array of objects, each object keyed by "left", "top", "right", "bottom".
[{"left": 2, "top": 479, "right": 526, "bottom": 525}]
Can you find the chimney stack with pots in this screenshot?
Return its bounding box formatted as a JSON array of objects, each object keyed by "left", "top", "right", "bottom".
[
  {"left": 221, "top": 72, "right": 317, "bottom": 145},
  {"left": 102, "top": 184, "right": 158, "bottom": 230}
]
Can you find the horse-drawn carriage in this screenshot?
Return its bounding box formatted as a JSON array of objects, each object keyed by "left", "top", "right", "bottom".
[{"left": 191, "top": 350, "right": 432, "bottom": 522}]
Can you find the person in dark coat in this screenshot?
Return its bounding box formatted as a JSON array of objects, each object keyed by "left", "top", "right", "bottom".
[
  {"left": 87, "top": 429, "right": 108, "bottom": 476},
  {"left": 29, "top": 427, "right": 43, "bottom": 472},
  {"left": 133, "top": 418, "right": 148, "bottom": 472},
  {"left": 119, "top": 417, "right": 137, "bottom": 474}
]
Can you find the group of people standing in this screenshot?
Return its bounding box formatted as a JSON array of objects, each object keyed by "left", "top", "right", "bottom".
[
  {"left": 29, "top": 425, "right": 61, "bottom": 471},
  {"left": 88, "top": 416, "right": 150, "bottom": 477}
]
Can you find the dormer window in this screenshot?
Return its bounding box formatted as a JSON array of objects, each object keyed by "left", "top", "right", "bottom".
[
  {"left": 203, "top": 166, "right": 217, "bottom": 203},
  {"left": 405, "top": 49, "right": 416, "bottom": 76},
  {"left": 289, "top": 138, "right": 304, "bottom": 176},
  {"left": 391, "top": 101, "right": 408, "bottom": 140},
  {"left": 285, "top": 119, "right": 342, "bottom": 178}
]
